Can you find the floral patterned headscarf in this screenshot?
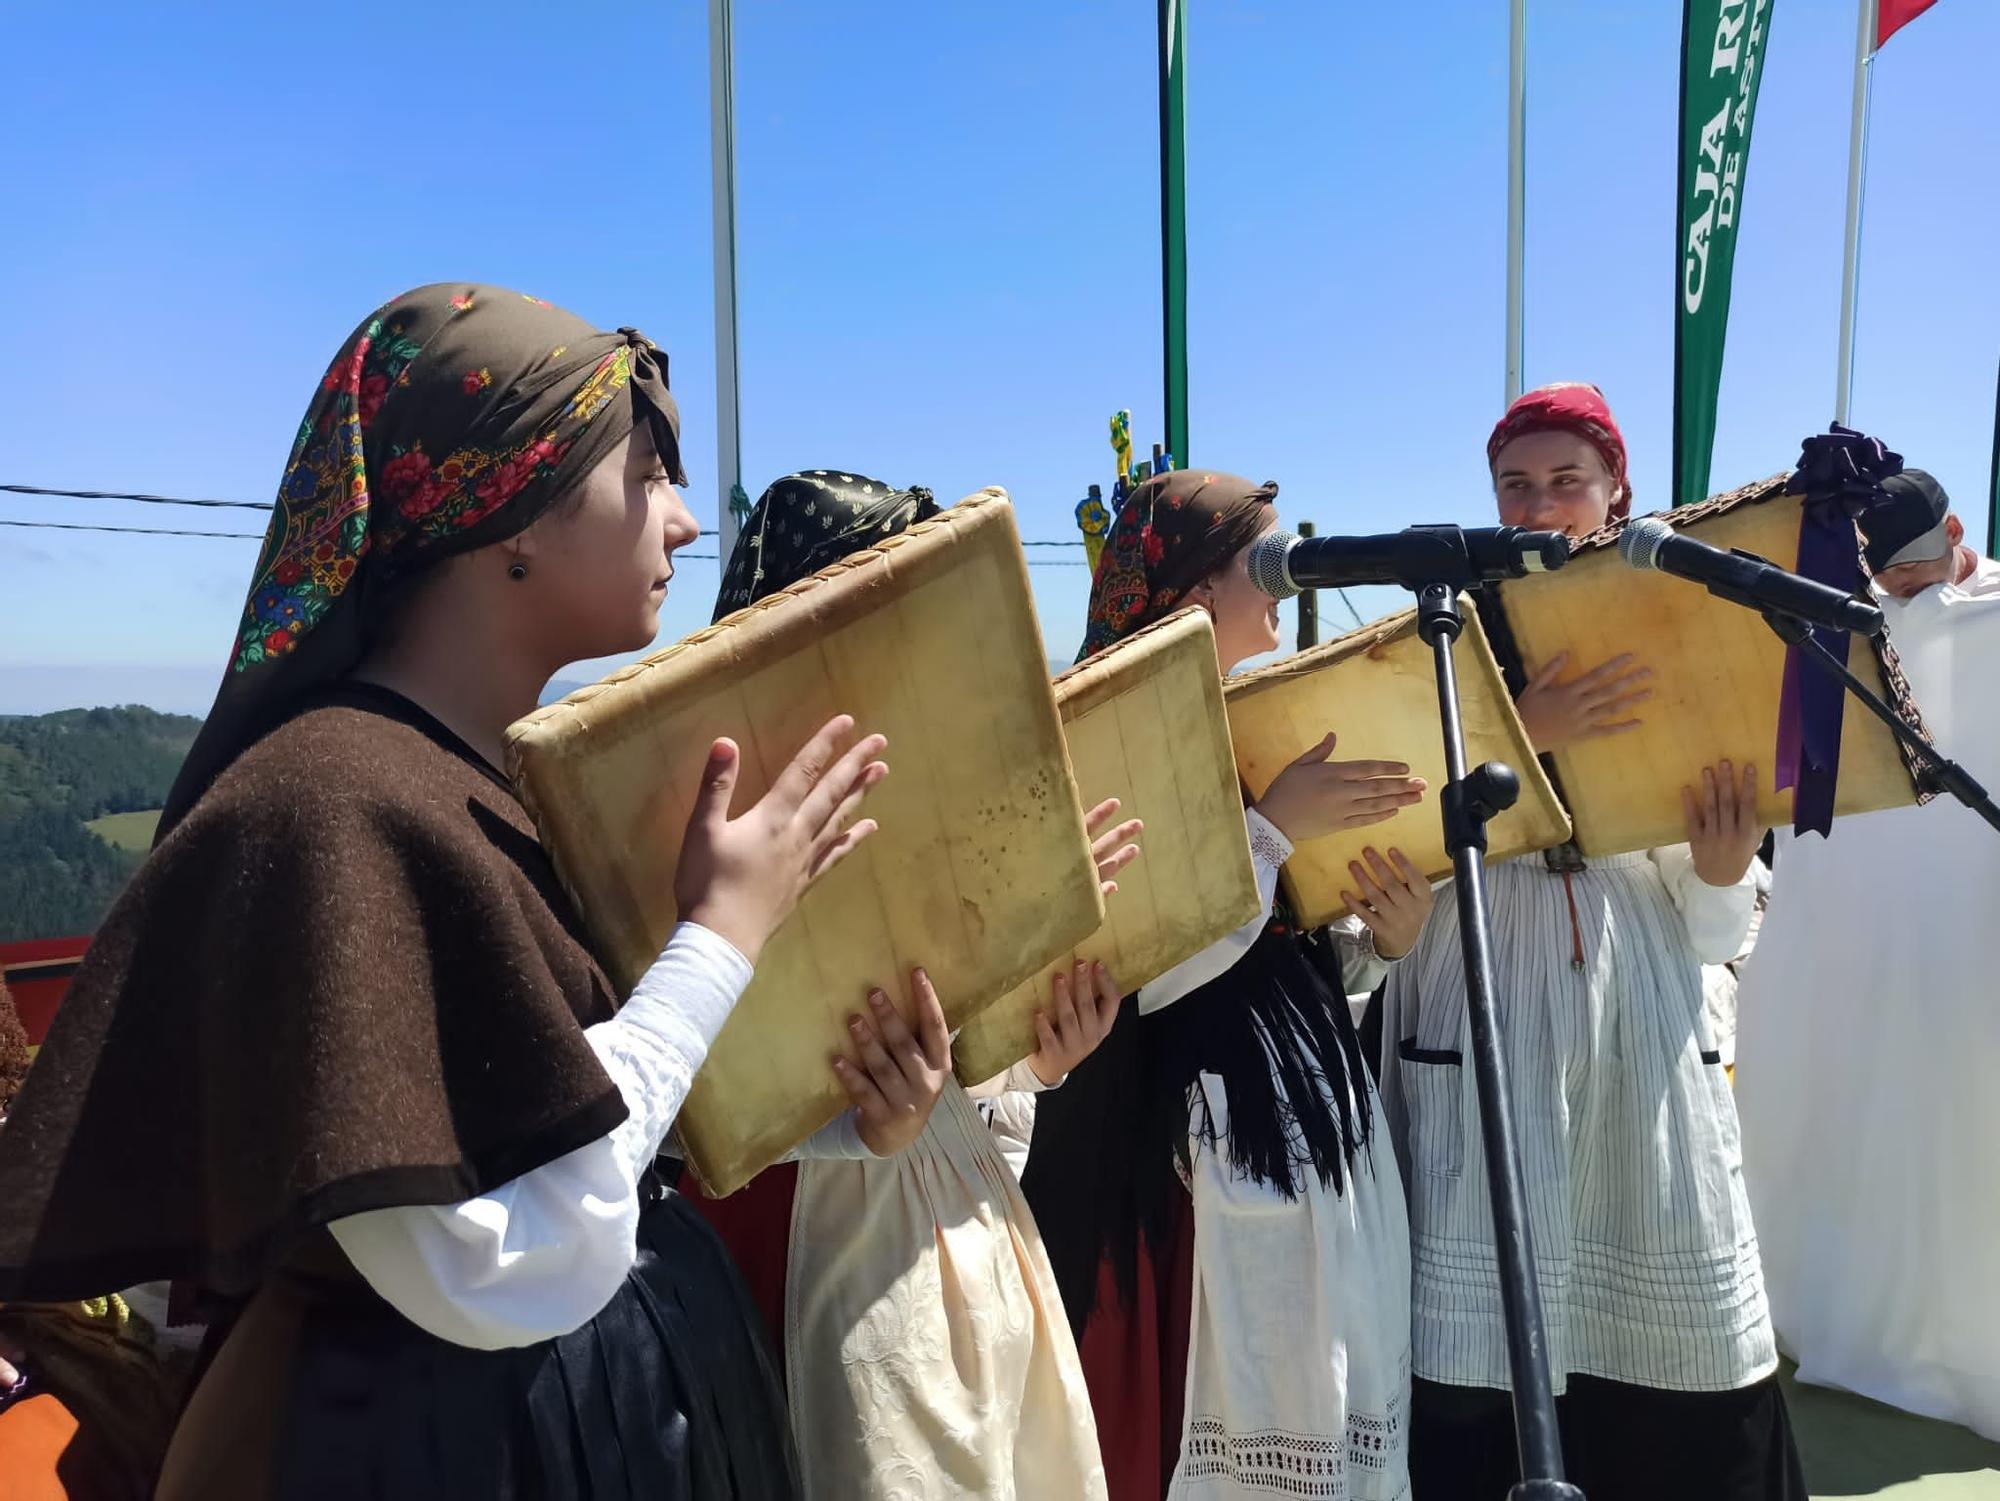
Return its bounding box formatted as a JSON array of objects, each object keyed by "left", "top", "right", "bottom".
[
  {"left": 160, "top": 283, "right": 685, "bottom": 836},
  {"left": 1078, "top": 469, "right": 1278, "bottom": 660},
  {"left": 713, "top": 470, "right": 937, "bottom": 622},
  {"left": 1486, "top": 381, "right": 1632, "bottom": 520}
]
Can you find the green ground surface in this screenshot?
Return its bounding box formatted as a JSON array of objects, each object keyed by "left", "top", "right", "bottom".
[
  {"left": 1786, "top": 1364, "right": 2000, "bottom": 1499},
  {"left": 84, "top": 808, "right": 160, "bottom": 851}
]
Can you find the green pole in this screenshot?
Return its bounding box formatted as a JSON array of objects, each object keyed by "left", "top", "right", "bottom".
[{"left": 1159, "top": 0, "right": 1189, "bottom": 466}]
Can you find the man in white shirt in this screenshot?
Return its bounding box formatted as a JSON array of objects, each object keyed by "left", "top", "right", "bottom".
[{"left": 1735, "top": 468, "right": 2000, "bottom": 1442}]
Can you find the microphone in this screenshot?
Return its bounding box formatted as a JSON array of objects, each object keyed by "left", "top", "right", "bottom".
[
  {"left": 1246, "top": 524, "right": 1570, "bottom": 598},
  {"left": 1617, "top": 516, "right": 1884, "bottom": 638}
]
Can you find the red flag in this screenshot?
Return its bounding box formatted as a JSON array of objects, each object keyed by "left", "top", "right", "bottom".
[{"left": 1878, "top": 0, "right": 1939, "bottom": 48}]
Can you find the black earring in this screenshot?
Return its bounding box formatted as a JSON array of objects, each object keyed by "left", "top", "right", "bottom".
[{"left": 507, "top": 560, "right": 528, "bottom": 581}]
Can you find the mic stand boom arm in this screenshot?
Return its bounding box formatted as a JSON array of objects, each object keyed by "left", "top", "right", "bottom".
[{"left": 1761, "top": 609, "right": 2000, "bottom": 835}]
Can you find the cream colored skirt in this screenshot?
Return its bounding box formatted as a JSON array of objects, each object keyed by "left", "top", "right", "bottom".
[{"left": 786, "top": 1079, "right": 1107, "bottom": 1500}]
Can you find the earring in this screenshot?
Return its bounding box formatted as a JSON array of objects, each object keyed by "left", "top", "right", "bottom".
[{"left": 507, "top": 560, "right": 528, "bottom": 582}]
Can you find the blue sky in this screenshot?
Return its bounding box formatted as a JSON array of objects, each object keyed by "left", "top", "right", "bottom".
[{"left": 2, "top": 0, "right": 1994, "bottom": 714}]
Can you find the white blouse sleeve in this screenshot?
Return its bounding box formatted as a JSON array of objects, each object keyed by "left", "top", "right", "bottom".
[
  {"left": 1326, "top": 914, "right": 1406, "bottom": 996},
  {"left": 329, "top": 923, "right": 751, "bottom": 1350},
  {"left": 1137, "top": 808, "right": 1290, "bottom": 1015},
  {"left": 1650, "top": 843, "right": 1758, "bottom": 965},
  {"left": 963, "top": 1058, "right": 1061, "bottom": 1100}
]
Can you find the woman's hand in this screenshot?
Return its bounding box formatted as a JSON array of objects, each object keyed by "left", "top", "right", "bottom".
[
  {"left": 675, "top": 715, "right": 889, "bottom": 965},
  {"left": 832, "top": 968, "right": 952, "bottom": 1157},
  {"left": 0, "top": 1328, "right": 25, "bottom": 1393},
  {"left": 1683, "top": 759, "right": 1764, "bottom": 888},
  {"left": 1253, "top": 732, "right": 1427, "bottom": 845},
  {"left": 1516, "top": 652, "right": 1653, "bottom": 753},
  {"left": 1085, "top": 798, "right": 1144, "bottom": 896},
  {"left": 1339, "top": 847, "right": 1434, "bottom": 960},
  {"left": 1027, "top": 960, "right": 1124, "bottom": 1085}
]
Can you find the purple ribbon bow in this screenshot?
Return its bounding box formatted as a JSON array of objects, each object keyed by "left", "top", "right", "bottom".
[{"left": 1777, "top": 425, "right": 1903, "bottom": 836}]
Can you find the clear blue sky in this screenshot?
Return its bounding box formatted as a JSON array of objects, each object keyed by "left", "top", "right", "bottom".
[{"left": 2, "top": 0, "right": 1994, "bottom": 714}]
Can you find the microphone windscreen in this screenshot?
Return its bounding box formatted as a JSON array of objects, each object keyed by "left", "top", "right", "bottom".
[
  {"left": 1617, "top": 516, "right": 1673, "bottom": 571},
  {"left": 1245, "top": 530, "right": 1303, "bottom": 599}
]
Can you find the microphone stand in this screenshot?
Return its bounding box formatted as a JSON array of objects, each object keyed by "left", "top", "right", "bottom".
[
  {"left": 1412, "top": 577, "right": 1584, "bottom": 1501},
  {"left": 1761, "top": 609, "right": 2000, "bottom": 833}
]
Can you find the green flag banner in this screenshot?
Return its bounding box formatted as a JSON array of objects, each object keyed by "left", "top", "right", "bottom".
[{"left": 1674, "top": 0, "right": 1775, "bottom": 507}]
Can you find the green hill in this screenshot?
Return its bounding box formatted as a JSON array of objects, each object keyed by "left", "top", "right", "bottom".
[{"left": 0, "top": 706, "right": 199, "bottom": 942}]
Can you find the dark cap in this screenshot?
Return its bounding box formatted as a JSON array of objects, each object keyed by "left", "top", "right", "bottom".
[{"left": 1861, "top": 468, "right": 1951, "bottom": 573}]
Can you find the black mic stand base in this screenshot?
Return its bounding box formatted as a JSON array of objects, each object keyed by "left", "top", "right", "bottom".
[{"left": 1414, "top": 583, "right": 1582, "bottom": 1498}]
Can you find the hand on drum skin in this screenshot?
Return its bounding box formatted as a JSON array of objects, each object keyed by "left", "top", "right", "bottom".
[
  {"left": 1339, "top": 847, "right": 1434, "bottom": 960},
  {"left": 675, "top": 715, "right": 889, "bottom": 966},
  {"left": 1252, "top": 732, "right": 1427, "bottom": 845},
  {"left": 0, "top": 1329, "right": 24, "bottom": 1392},
  {"left": 832, "top": 968, "right": 952, "bottom": 1157},
  {"left": 1516, "top": 652, "right": 1653, "bottom": 752},
  {"left": 1085, "top": 798, "right": 1144, "bottom": 896},
  {"left": 1027, "top": 960, "right": 1124, "bottom": 1086},
  {"left": 1683, "top": 759, "right": 1764, "bottom": 888}
]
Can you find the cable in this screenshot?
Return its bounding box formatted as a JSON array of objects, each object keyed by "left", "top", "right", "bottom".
[
  {"left": 0, "top": 482, "right": 1093, "bottom": 549},
  {"left": 0, "top": 483, "right": 271, "bottom": 512},
  {"left": 0, "top": 518, "right": 1102, "bottom": 569},
  {"left": 2, "top": 518, "right": 267, "bottom": 541}
]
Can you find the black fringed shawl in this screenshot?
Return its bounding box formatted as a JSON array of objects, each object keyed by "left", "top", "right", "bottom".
[{"left": 1022, "top": 906, "right": 1375, "bottom": 1335}]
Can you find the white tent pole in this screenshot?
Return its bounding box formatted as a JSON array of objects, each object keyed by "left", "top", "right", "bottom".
[
  {"left": 708, "top": 0, "right": 747, "bottom": 556},
  {"left": 1834, "top": 0, "right": 1878, "bottom": 425},
  {"left": 1505, "top": 0, "right": 1527, "bottom": 406}
]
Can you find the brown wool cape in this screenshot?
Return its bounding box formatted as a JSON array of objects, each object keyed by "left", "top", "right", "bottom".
[{"left": 0, "top": 284, "right": 684, "bottom": 1302}]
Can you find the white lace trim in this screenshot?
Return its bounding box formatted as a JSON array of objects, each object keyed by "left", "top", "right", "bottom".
[
  {"left": 1246, "top": 808, "right": 1294, "bottom": 871},
  {"left": 1181, "top": 1385, "right": 1408, "bottom": 1497}
]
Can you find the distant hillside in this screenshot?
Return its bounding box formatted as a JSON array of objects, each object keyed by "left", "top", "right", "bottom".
[{"left": 0, "top": 706, "right": 200, "bottom": 942}]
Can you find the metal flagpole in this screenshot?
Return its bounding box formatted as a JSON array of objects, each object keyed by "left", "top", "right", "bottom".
[
  {"left": 1505, "top": 0, "right": 1526, "bottom": 406},
  {"left": 1834, "top": 0, "right": 1879, "bottom": 425},
  {"left": 1988, "top": 353, "right": 2000, "bottom": 560},
  {"left": 708, "top": 0, "right": 750, "bottom": 558},
  {"left": 1159, "top": 0, "right": 1190, "bottom": 466}
]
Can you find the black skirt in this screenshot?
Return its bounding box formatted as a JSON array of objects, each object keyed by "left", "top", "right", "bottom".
[
  {"left": 1409, "top": 1372, "right": 1808, "bottom": 1501},
  {"left": 273, "top": 1189, "right": 801, "bottom": 1500}
]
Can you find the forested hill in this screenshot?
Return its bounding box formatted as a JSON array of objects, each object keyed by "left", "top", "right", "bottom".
[{"left": 0, "top": 706, "right": 200, "bottom": 942}]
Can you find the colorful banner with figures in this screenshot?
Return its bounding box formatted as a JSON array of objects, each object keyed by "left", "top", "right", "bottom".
[{"left": 1674, "top": 0, "right": 1775, "bottom": 508}]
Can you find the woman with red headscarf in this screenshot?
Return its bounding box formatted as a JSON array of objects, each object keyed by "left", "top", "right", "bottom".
[
  {"left": 1379, "top": 385, "right": 1805, "bottom": 1499},
  {"left": 1027, "top": 470, "right": 1433, "bottom": 1501}
]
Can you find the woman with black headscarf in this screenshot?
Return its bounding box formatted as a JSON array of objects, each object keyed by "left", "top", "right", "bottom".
[
  {"left": 690, "top": 469, "right": 1138, "bottom": 1500},
  {"left": 1025, "top": 471, "right": 1432, "bottom": 1501},
  {"left": 0, "top": 285, "right": 892, "bottom": 1499}
]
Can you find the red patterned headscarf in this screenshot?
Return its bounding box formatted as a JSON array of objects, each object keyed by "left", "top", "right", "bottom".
[
  {"left": 1486, "top": 382, "right": 1632, "bottom": 520},
  {"left": 160, "top": 283, "right": 684, "bottom": 837},
  {"left": 1079, "top": 470, "right": 1278, "bottom": 660}
]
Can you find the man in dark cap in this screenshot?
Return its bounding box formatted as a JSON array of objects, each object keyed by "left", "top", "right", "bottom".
[
  {"left": 1864, "top": 468, "right": 1981, "bottom": 599},
  {"left": 1735, "top": 461, "right": 2000, "bottom": 1443}
]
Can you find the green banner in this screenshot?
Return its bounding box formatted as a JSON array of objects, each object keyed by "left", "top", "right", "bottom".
[{"left": 1674, "top": 0, "right": 1775, "bottom": 507}]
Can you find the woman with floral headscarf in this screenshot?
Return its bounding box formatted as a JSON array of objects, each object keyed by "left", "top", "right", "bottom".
[
  {"left": 1027, "top": 470, "right": 1434, "bottom": 1501},
  {"left": 1380, "top": 384, "right": 1804, "bottom": 1499},
  {"left": 690, "top": 470, "right": 1141, "bottom": 1501},
  {"left": 0, "top": 286, "right": 896, "bottom": 1499}
]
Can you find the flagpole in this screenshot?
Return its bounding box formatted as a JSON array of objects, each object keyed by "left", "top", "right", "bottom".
[
  {"left": 1834, "top": 0, "right": 1878, "bottom": 425},
  {"left": 1505, "top": 0, "right": 1526, "bottom": 406},
  {"left": 708, "top": 0, "right": 749, "bottom": 557},
  {"left": 1159, "top": 0, "right": 1190, "bottom": 465},
  {"left": 1987, "top": 353, "right": 2000, "bottom": 560}
]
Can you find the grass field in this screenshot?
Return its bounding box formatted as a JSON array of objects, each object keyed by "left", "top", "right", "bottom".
[
  {"left": 86, "top": 808, "right": 161, "bottom": 851},
  {"left": 1787, "top": 1364, "right": 2000, "bottom": 1499}
]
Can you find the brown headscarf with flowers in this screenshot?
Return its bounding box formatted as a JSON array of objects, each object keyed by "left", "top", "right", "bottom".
[
  {"left": 1486, "top": 381, "right": 1632, "bottom": 521},
  {"left": 1078, "top": 470, "right": 1278, "bottom": 660},
  {"left": 159, "top": 283, "right": 686, "bottom": 837}
]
